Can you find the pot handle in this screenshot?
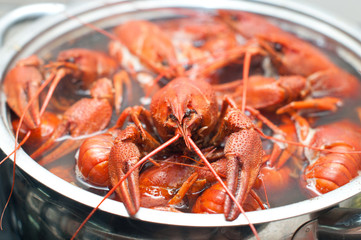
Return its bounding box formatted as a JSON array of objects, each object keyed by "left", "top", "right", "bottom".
[
  {"left": 0, "top": 3, "right": 66, "bottom": 46},
  {"left": 293, "top": 207, "right": 361, "bottom": 240}
]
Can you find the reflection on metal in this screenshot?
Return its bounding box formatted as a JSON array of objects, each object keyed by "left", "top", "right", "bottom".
[
  {"left": 292, "top": 219, "right": 318, "bottom": 240},
  {"left": 317, "top": 208, "right": 361, "bottom": 239},
  {"left": 0, "top": 3, "right": 66, "bottom": 46}
]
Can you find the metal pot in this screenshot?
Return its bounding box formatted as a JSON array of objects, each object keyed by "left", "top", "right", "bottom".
[{"left": 1, "top": 1, "right": 361, "bottom": 239}]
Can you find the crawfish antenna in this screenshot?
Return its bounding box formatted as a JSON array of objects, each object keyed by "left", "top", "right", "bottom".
[{"left": 241, "top": 50, "right": 253, "bottom": 113}]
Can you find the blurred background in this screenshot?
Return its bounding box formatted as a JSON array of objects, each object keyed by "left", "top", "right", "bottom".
[
  {"left": 0, "top": 0, "right": 360, "bottom": 41},
  {"left": 0, "top": 0, "right": 360, "bottom": 25},
  {"left": 292, "top": 0, "right": 360, "bottom": 25}
]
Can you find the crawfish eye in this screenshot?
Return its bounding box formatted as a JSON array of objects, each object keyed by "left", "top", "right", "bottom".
[
  {"left": 274, "top": 42, "right": 283, "bottom": 52},
  {"left": 184, "top": 64, "right": 193, "bottom": 71},
  {"left": 161, "top": 59, "right": 169, "bottom": 67},
  {"left": 169, "top": 113, "right": 177, "bottom": 121},
  {"left": 65, "top": 57, "right": 76, "bottom": 63},
  {"left": 193, "top": 40, "right": 204, "bottom": 48},
  {"left": 185, "top": 108, "right": 196, "bottom": 117},
  {"left": 230, "top": 14, "right": 238, "bottom": 21}
]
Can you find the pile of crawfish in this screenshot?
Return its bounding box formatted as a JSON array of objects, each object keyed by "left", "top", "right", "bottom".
[{"left": 4, "top": 9, "right": 361, "bottom": 225}]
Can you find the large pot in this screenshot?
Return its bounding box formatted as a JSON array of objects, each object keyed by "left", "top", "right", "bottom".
[{"left": 1, "top": 1, "right": 361, "bottom": 239}]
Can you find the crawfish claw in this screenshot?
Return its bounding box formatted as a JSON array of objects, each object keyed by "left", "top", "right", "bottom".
[
  {"left": 109, "top": 140, "right": 141, "bottom": 216},
  {"left": 223, "top": 130, "right": 263, "bottom": 221},
  {"left": 3, "top": 59, "right": 42, "bottom": 129}
]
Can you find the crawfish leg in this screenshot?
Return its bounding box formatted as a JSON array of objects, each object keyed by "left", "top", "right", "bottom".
[
  {"left": 3, "top": 63, "right": 42, "bottom": 129},
  {"left": 113, "top": 106, "right": 157, "bottom": 139},
  {"left": 276, "top": 97, "right": 342, "bottom": 114},
  {"left": 112, "top": 70, "right": 132, "bottom": 114},
  {"left": 168, "top": 172, "right": 199, "bottom": 206}
]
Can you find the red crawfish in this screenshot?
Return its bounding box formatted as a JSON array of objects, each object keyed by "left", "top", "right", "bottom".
[
  {"left": 74, "top": 76, "right": 265, "bottom": 240},
  {"left": 301, "top": 120, "right": 361, "bottom": 195},
  {"left": 217, "top": 10, "right": 361, "bottom": 114},
  {"left": 6, "top": 49, "right": 121, "bottom": 166}
]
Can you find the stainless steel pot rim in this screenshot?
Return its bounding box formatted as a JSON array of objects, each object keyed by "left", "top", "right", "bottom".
[{"left": 1, "top": 0, "right": 361, "bottom": 227}]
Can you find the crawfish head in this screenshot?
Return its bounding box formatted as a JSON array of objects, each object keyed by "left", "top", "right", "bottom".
[
  {"left": 55, "top": 48, "right": 118, "bottom": 88},
  {"left": 150, "top": 77, "right": 218, "bottom": 149},
  {"left": 256, "top": 32, "right": 335, "bottom": 76}
]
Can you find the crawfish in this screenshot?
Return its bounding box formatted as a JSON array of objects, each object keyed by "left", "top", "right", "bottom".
[
  {"left": 51, "top": 48, "right": 129, "bottom": 112},
  {"left": 110, "top": 20, "right": 183, "bottom": 78},
  {"left": 3, "top": 55, "right": 47, "bottom": 129},
  {"left": 266, "top": 112, "right": 361, "bottom": 196},
  {"left": 4, "top": 49, "right": 118, "bottom": 129},
  {"left": 215, "top": 75, "right": 342, "bottom": 114},
  {"left": 53, "top": 48, "right": 118, "bottom": 89},
  {"left": 77, "top": 132, "right": 115, "bottom": 187},
  {"left": 76, "top": 77, "right": 264, "bottom": 223},
  {"left": 7, "top": 47, "right": 128, "bottom": 166},
  {"left": 218, "top": 10, "right": 338, "bottom": 76},
  {"left": 29, "top": 77, "right": 114, "bottom": 166},
  {"left": 300, "top": 120, "right": 361, "bottom": 195},
  {"left": 109, "top": 18, "right": 264, "bottom": 88},
  {"left": 218, "top": 10, "right": 361, "bottom": 113},
  {"left": 158, "top": 15, "right": 239, "bottom": 65}
]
